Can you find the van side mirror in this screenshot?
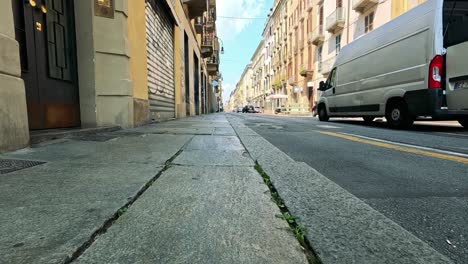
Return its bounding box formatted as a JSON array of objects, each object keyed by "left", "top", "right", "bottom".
[{"left": 319, "top": 81, "right": 326, "bottom": 91}]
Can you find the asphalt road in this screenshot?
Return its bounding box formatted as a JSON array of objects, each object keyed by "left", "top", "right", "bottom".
[{"left": 232, "top": 113, "right": 468, "bottom": 264}]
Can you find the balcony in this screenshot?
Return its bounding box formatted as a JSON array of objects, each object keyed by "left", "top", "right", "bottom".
[
  {"left": 319, "top": 57, "right": 336, "bottom": 75},
  {"left": 272, "top": 78, "right": 282, "bottom": 89},
  {"left": 309, "top": 26, "right": 325, "bottom": 46},
  {"left": 201, "top": 33, "right": 214, "bottom": 58},
  {"left": 299, "top": 65, "right": 313, "bottom": 77},
  {"left": 183, "top": 0, "right": 216, "bottom": 19},
  {"left": 207, "top": 53, "right": 219, "bottom": 75},
  {"left": 307, "top": 0, "right": 313, "bottom": 11},
  {"left": 204, "top": 7, "right": 216, "bottom": 32},
  {"left": 326, "top": 7, "right": 346, "bottom": 33},
  {"left": 353, "top": 0, "right": 378, "bottom": 13}
]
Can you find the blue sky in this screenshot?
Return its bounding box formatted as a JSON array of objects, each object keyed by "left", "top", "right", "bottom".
[{"left": 216, "top": 0, "right": 274, "bottom": 105}]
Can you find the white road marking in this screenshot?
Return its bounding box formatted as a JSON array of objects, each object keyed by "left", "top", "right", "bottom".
[
  {"left": 340, "top": 132, "right": 468, "bottom": 158},
  {"left": 317, "top": 125, "right": 342, "bottom": 129},
  {"left": 447, "top": 146, "right": 468, "bottom": 151},
  {"left": 437, "top": 132, "right": 468, "bottom": 138}
]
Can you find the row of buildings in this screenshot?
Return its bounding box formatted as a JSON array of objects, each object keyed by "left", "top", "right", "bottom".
[
  {"left": 1, "top": 0, "right": 222, "bottom": 152},
  {"left": 226, "top": 0, "right": 425, "bottom": 114}
]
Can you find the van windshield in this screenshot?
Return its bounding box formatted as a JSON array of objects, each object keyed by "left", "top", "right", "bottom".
[{"left": 444, "top": 0, "right": 468, "bottom": 47}]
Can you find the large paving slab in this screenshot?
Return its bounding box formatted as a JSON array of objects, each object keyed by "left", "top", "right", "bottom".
[
  {"left": 76, "top": 166, "right": 308, "bottom": 264},
  {"left": 0, "top": 162, "right": 163, "bottom": 264},
  {"left": 213, "top": 127, "right": 237, "bottom": 135},
  {"left": 185, "top": 136, "right": 244, "bottom": 151},
  {"left": 1, "top": 134, "right": 192, "bottom": 165},
  {"left": 0, "top": 130, "right": 193, "bottom": 263},
  {"left": 173, "top": 149, "right": 254, "bottom": 166}
]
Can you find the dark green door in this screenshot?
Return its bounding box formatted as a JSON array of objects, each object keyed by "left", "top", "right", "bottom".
[{"left": 12, "top": 0, "right": 79, "bottom": 130}]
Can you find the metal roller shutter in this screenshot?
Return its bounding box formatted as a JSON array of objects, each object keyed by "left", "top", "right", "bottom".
[{"left": 145, "top": 0, "right": 175, "bottom": 120}]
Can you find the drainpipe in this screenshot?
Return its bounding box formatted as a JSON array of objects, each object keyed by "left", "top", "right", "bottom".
[{"left": 347, "top": 0, "right": 351, "bottom": 44}]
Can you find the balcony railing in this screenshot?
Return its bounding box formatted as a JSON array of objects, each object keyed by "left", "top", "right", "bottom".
[
  {"left": 208, "top": 7, "right": 216, "bottom": 22},
  {"left": 204, "top": 7, "right": 216, "bottom": 32},
  {"left": 326, "top": 7, "right": 345, "bottom": 33},
  {"left": 352, "top": 0, "right": 379, "bottom": 13},
  {"left": 201, "top": 33, "right": 214, "bottom": 58},
  {"left": 309, "top": 26, "right": 325, "bottom": 46},
  {"left": 183, "top": 0, "right": 216, "bottom": 19},
  {"left": 207, "top": 53, "right": 219, "bottom": 75},
  {"left": 319, "top": 57, "right": 336, "bottom": 75}
]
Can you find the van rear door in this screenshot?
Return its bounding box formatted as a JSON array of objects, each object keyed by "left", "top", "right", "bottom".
[
  {"left": 446, "top": 42, "right": 468, "bottom": 111},
  {"left": 444, "top": 0, "right": 468, "bottom": 111}
]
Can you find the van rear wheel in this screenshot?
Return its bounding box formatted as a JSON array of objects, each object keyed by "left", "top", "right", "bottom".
[
  {"left": 318, "top": 106, "right": 329, "bottom": 122},
  {"left": 458, "top": 118, "right": 468, "bottom": 129},
  {"left": 386, "top": 101, "right": 414, "bottom": 129}
]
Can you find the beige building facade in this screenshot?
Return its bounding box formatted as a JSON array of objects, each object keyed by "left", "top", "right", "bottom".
[
  {"left": 312, "top": 0, "right": 425, "bottom": 92},
  {"left": 0, "top": 0, "right": 220, "bottom": 152}
]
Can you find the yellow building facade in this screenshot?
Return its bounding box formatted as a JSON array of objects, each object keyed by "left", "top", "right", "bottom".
[{"left": 0, "top": 0, "right": 220, "bottom": 152}]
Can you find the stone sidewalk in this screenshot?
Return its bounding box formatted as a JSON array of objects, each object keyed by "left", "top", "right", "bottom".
[{"left": 0, "top": 114, "right": 308, "bottom": 264}]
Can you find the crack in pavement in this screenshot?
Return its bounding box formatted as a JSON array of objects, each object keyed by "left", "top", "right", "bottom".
[{"left": 64, "top": 136, "right": 195, "bottom": 264}]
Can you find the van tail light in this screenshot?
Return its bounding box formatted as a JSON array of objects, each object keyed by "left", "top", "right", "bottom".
[{"left": 429, "top": 55, "right": 443, "bottom": 89}]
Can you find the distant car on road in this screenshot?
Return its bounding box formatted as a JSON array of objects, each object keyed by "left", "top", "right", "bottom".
[
  {"left": 237, "top": 106, "right": 243, "bottom": 113},
  {"left": 254, "top": 107, "right": 261, "bottom": 113},
  {"left": 243, "top": 105, "right": 255, "bottom": 113}
]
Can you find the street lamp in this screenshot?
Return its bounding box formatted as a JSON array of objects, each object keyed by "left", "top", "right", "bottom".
[{"left": 216, "top": 36, "right": 225, "bottom": 54}]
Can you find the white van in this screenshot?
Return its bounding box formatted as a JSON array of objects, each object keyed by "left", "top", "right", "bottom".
[{"left": 317, "top": 0, "right": 468, "bottom": 129}]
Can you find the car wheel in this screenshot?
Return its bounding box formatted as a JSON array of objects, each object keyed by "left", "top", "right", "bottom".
[
  {"left": 363, "top": 116, "right": 375, "bottom": 124},
  {"left": 458, "top": 118, "right": 468, "bottom": 129},
  {"left": 386, "top": 101, "right": 413, "bottom": 129},
  {"left": 318, "top": 106, "right": 329, "bottom": 122}
]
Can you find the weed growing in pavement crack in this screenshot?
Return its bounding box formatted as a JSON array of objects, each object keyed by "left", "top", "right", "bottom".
[
  {"left": 271, "top": 192, "right": 285, "bottom": 208},
  {"left": 254, "top": 161, "right": 321, "bottom": 264},
  {"left": 293, "top": 225, "right": 307, "bottom": 244},
  {"left": 276, "top": 212, "right": 297, "bottom": 223},
  {"left": 117, "top": 208, "right": 127, "bottom": 217}
]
